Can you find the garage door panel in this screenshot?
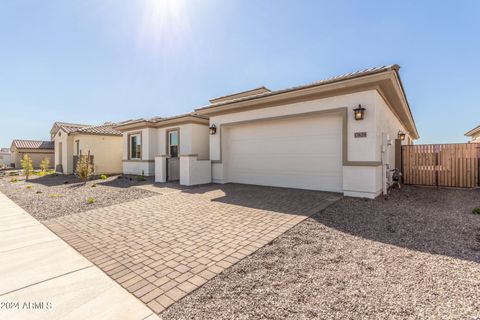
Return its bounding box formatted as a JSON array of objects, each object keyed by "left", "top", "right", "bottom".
[{"left": 225, "top": 114, "right": 343, "bottom": 192}]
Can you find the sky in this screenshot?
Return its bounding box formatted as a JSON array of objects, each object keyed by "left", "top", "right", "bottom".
[{"left": 0, "top": 0, "right": 479, "bottom": 147}]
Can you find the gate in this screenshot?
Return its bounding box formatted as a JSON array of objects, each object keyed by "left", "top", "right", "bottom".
[{"left": 402, "top": 143, "right": 480, "bottom": 188}]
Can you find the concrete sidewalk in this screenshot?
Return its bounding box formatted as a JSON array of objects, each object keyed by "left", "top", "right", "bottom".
[{"left": 0, "top": 192, "right": 159, "bottom": 320}]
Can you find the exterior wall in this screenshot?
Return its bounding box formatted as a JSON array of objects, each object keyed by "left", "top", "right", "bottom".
[
  {"left": 74, "top": 134, "right": 123, "bottom": 174},
  {"left": 54, "top": 129, "right": 74, "bottom": 173},
  {"left": 0, "top": 152, "right": 12, "bottom": 167},
  {"left": 122, "top": 128, "right": 156, "bottom": 176},
  {"left": 180, "top": 155, "right": 211, "bottom": 186},
  {"left": 471, "top": 132, "right": 480, "bottom": 143},
  {"left": 208, "top": 89, "right": 412, "bottom": 198},
  {"left": 156, "top": 123, "right": 208, "bottom": 157},
  {"left": 11, "top": 146, "right": 54, "bottom": 169}
]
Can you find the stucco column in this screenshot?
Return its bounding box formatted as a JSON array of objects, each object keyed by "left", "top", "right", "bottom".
[{"left": 155, "top": 156, "right": 167, "bottom": 183}]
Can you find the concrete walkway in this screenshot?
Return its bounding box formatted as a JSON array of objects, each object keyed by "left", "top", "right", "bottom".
[{"left": 0, "top": 192, "right": 159, "bottom": 320}]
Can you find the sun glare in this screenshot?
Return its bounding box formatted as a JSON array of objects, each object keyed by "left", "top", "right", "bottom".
[{"left": 137, "top": 0, "right": 190, "bottom": 55}]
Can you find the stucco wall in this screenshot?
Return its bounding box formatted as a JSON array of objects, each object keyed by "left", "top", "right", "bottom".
[
  {"left": 54, "top": 129, "right": 74, "bottom": 173},
  {"left": 208, "top": 89, "right": 414, "bottom": 198},
  {"left": 75, "top": 134, "right": 123, "bottom": 174},
  {"left": 11, "top": 146, "right": 54, "bottom": 169},
  {"left": 0, "top": 152, "right": 12, "bottom": 167}
]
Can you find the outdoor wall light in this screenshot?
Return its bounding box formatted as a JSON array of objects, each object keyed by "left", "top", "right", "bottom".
[
  {"left": 353, "top": 104, "right": 366, "bottom": 120},
  {"left": 209, "top": 124, "right": 217, "bottom": 135},
  {"left": 398, "top": 131, "right": 406, "bottom": 141}
]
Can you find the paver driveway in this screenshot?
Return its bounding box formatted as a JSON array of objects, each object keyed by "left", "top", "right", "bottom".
[{"left": 44, "top": 184, "right": 340, "bottom": 314}]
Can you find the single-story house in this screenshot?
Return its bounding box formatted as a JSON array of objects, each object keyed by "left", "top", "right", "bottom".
[
  {"left": 0, "top": 148, "right": 12, "bottom": 167},
  {"left": 10, "top": 140, "right": 55, "bottom": 169},
  {"left": 51, "top": 122, "right": 123, "bottom": 174},
  {"left": 465, "top": 124, "right": 480, "bottom": 143},
  {"left": 117, "top": 64, "right": 418, "bottom": 198}
]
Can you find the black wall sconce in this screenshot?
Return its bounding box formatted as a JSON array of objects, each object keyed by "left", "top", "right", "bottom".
[
  {"left": 398, "top": 131, "right": 406, "bottom": 141},
  {"left": 209, "top": 124, "right": 217, "bottom": 135},
  {"left": 353, "top": 104, "right": 366, "bottom": 120}
]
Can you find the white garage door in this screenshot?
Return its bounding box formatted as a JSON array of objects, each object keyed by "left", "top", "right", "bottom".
[{"left": 224, "top": 113, "right": 343, "bottom": 192}]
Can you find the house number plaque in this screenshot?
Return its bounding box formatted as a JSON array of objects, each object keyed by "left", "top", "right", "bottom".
[{"left": 354, "top": 132, "right": 367, "bottom": 138}]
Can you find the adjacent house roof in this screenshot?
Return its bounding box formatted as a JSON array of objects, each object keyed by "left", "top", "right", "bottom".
[
  {"left": 0, "top": 148, "right": 10, "bottom": 153},
  {"left": 465, "top": 124, "right": 480, "bottom": 137},
  {"left": 50, "top": 122, "right": 90, "bottom": 136},
  {"left": 115, "top": 113, "right": 209, "bottom": 131},
  {"left": 73, "top": 123, "right": 122, "bottom": 136},
  {"left": 195, "top": 64, "right": 419, "bottom": 139},
  {"left": 51, "top": 121, "right": 122, "bottom": 137},
  {"left": 11, "top": 140, "right": 54, "bottom": 150}
]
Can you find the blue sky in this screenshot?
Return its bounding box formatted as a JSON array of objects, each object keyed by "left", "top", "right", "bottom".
[{"left": 0, "top": 0, "right": 479, "bottom": 147}]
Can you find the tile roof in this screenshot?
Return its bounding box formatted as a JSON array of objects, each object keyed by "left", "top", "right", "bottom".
[
  {"left": 51, "top": 122, "right": 90, "bottom": 134},
  {"left": 196, "top": 65, "right": 400, "bottom": 110},
  {"left": 73, "top": 123, "right": 122, "bottom": 136},
  {"left": 115, "top": 113, "right": 208, "bottom": 128},
  {"left": 12, "top": 140, "right": 54, "bottom": 150}
]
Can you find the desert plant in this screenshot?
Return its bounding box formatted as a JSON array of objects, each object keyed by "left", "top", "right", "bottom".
[
  {"left": 48, "top": 194, "right": 63, "bottom": 198},
  {"left": 75, "top": 150, "right": 94, "bottom": 183},
  {"left": 91, "top": 183, "right": 97, "bottom": 188},
  {"left": 473, "top": 207, "right": 480, "bottom": 215},
  {"left": 136, "top": 175, "right": 146, "bottom": 181},
  {"left": 26, "top": 185, "right": 32, "bottom": 189},
  {"left": 39, "top": 157, "right": 50, "bottom": 172},
  {"left": 99, "top": 174, "right": 108, "bottom": 180},
  {"left": 21, "top": 154, "right": 33, "bottom": 180},
  {"left": 10, "top": 177, "right": 18, "bottom": 183},
  {"left": 87, "top": 197, "right": 95, "bottom": 204}
]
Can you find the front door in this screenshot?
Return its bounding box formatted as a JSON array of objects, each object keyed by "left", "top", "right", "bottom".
[{"left": 167, "top": 130, "right": 180, "bottom": 181}]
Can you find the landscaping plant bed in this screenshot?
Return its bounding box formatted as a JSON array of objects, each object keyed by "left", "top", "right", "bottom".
[
  {"left": 0, "top": 174, "right": 157, "bottom": 220},
  {"left": 162, "top": 186, "right": 480, "bottom": 320}
]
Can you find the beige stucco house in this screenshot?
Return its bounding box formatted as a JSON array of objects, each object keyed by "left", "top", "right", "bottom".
[
  {"left": 465, "top": 125, "right": 480, "bottom": 143},
  {"left": 117, "top": 64, "right": 418, "bottom": 199},
  {"left": 51, "top": 122, "right": 123, "bottom": 174},
  {"left": 10, "top": 140, "right": 55, "bottom": 169}
]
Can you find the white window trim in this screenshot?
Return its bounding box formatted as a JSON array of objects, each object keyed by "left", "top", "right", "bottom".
[{"left": 129, "top": 133, "right": 142, "bottom": 160}]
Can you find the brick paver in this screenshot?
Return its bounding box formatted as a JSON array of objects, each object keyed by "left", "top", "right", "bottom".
[{"left": 43, "top": 184, "right": 340, "bottom": 314}]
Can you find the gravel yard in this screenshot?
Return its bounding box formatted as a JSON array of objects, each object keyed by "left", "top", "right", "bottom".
[
  {"left": 163, "top": 186, "right": 480, "bottom": 320},
  {"left": 0, "top": 174, "right": 157, "bottom": 220}
]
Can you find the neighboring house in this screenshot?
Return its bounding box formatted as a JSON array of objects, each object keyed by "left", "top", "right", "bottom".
[
  {"left": 10, "top": 140, "right": 54, "bottom": 169},
  {"left": 51, "top": 122, "right": 123, "bottom": 174},
  {"left": 465, "top": 124, "right": 480, "bottom": 143},
  {"left": 117, "top": 64, "right": 418, "bottom": 199},
  {"left": 0, "top": 148, "right": 12, "bottom": 167},
  {"left": 115, "top": 114, "right": 210, "bottom": 179}
]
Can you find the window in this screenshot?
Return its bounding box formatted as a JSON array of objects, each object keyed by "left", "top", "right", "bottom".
[
  {"left": 129, "top": 134, "right": 142, "bottom": 159},
  {"left": 168, "top": 130, "right": 179, "bottom": 157},
  {"left": 75, "top": 140, "right": 80, "bottom": 156}
]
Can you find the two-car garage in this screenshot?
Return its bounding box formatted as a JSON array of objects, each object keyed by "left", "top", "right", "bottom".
[{"left": 223, "top": 113, "right": 343, "bottom": 192}]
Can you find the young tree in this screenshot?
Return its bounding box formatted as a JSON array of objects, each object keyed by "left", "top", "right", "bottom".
[
  {"left": 39, "top": 157, "right": 50, "bottom": 172},
  {"left": 21, "top": 154, "right": 33, "bottom": 180},
  {"left": 75, "top": 150, "right": 93, "bottom": 183}
]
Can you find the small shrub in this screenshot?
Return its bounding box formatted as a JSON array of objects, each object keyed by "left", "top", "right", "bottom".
[
  {"left": 21, "top": 154, "right": 33, "bottom": 180},
  {"left": 473, "top": 207, "right": 480, "bottom": 215},
  {"left": 87, "top": 197, "right": 95, "bottom": 204},
  {"left": 39, "top": 157, "right": 50, "bottom": 173},
  {"left": 99, "top": 174, "right": 108, "bottom": 180},
  {"left": 75, "top": 151, "right": 94, "bottom": 183},
  {"left": 48, "top": 194, "right": 63, "bottom": 198},
  {"left": 36, "top": 190, "right": 42, "bottom": 194},
  {"left": 63, "top": 181, "right": 69, "bottom": 184},
  {"left": 91, "top": 183, "right": 97, "bottom": 188},
  {"left": 136, "top": 175, "right": 146, "bottom": 181},
  {"left": 10, "top": 178, "right": 18, "bottom": 183},
  {"left": 9, "top": 171, "right": 19, "bottom": 176},
  {"left": 26, "top": 185, "right": 32, "bottom": 189}
]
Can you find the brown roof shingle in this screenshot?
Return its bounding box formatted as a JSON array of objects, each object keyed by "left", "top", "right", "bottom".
[
  {"left": 12, "top": 140, "right": 54, "bottom": 150},
  {"left": 73, "top": 123, "right": 122, "bottom": 136}
]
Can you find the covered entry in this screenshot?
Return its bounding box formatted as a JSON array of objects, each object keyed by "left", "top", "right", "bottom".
[{"left": 223, "top": 113, "right": 343, "bottom": 192}]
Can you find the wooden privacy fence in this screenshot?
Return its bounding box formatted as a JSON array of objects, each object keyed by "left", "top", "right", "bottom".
[{"left": 402, "top": 143, "right": 480, "bottom": 188}]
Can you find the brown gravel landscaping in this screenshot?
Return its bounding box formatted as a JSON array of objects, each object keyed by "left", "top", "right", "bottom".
[
  {"left": 0, "top": 174, "right": 157, "bottom": 220},
  {"left": 162, "top": 186, "right": 480, "bottom": 320}
]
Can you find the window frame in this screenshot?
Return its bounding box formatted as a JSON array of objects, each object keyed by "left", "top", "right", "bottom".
[
  {"left": 75, "top": 140, "right": 80, "bottom": 156},
  {"left": 167, "top": 129, "right": 180, "bottom": 158},
  {"left": 128, "top": 133, "right": 142, "bottom": 160}
]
